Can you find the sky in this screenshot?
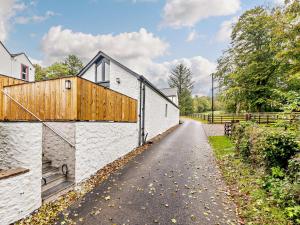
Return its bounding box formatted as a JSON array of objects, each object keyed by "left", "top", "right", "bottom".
[{"left": 0, "top": 0, "right": 283, "bottom": 96}]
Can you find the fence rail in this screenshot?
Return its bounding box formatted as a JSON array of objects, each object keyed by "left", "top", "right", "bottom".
[
  {"left": 190, "top": 112, "right": 300, "bottom": 124},
  {"left": 1, "top": 76, "right": 137, "bottom": 122}
]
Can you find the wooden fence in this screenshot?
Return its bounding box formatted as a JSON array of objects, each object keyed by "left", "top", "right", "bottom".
[
  {"left": 191, "top": 113, "right": 300, "bottom": 124},
  {"left": 2, "top": 76, "right": 137, "bottom": 122},
  {"left": 0, "top": 75, "right": 27, "bottom": 120}
]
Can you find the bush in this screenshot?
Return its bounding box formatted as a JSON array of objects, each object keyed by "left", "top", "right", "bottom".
[
  {"left": 288, "top": 156, "right": 300, "bottom": 183},
  {"left": 261, "top": 131, "right": 299, "bottom": 169},
  {"left": 285, "top": 206, "right": 300, "bottom": 224}
]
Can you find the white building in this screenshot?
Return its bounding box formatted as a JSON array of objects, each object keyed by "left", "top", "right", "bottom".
[
  {"left": 0, "top": 51, "right": 179, "bottom": 225},
  {"left": 0, "top": 42, "right": 35, "bottom": 81},
  {"left": 78, "top": 51, "right": 179, "bottom": 144}
]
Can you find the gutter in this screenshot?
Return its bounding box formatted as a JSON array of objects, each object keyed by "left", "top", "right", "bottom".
[{"left": 139, "top": 75, "right": 179, "bottom": 109}]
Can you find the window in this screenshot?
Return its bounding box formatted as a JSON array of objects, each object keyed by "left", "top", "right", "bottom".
[
  {"left": 96, "top": 59, "right": 110, "bottom": 85},
  {"left": 21, "top": 64, "right": 28, "bottom": 80},
  {"left": 165, "top": 104, "right": 168, "bottom": 117}
]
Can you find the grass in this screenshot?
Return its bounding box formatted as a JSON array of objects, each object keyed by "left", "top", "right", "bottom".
[
  {"left": 182, "top": 116, "right": 208, "bottom": 124},
  {"left": 208, "top": 136, "right": 292, "bottom": 225}
]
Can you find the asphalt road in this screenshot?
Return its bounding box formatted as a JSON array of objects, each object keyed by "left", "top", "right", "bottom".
[{"left": 57, "top": 119, "right": 238, "bottom": 225}]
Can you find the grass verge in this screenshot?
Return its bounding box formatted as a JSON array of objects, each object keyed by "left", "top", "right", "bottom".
[
  {"left": 208, "top": 136, "right": 292, "bottom": 225},
  {"left": 182, "top": 116, "right": 208, "bottom": 124}
]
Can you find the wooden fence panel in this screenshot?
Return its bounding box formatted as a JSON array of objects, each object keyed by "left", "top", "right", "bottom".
[
  {"left": 2, "top": 76, "right": 137, "bottom": 122},
  {"left": 77, "top": 77, "right": 137, "bottom": 122},
  {"left": 0, "top": 75, "right": 26, "bottom": 120},
  {"left": 3, "top": 77, "right": 77, "bottom": 121}
]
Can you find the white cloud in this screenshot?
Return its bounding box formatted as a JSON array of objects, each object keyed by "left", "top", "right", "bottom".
[
  {"left": 162, "top": 0, "right": 240, "bottom": 28},
  {"left": 273, "top": 0, "right": 285, "bottom": 5},
  {"left": 29, "top": 57, "right": 44, "bottom": 66},
  {"left": 15, "top": 10, "right": 56, "bottom": 24},
  {"left": 41, "top": 26, "right": 169, "bottom": 69},
  {"left": 186, "top": 29, "right": 199, "bottom": 42},
  {"left": 0, "top": 0, "right": 26, "bottom": 42},
  {"left": 216, "top": 16, "right": 238, "bottom": 42},
  {"left": 40, "top": 26, "right": 215, "bottom": 95}
]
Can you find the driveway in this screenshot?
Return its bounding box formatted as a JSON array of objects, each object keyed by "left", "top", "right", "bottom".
[{"left": 57, "top": 119, "right": 238, "bottom": 225}]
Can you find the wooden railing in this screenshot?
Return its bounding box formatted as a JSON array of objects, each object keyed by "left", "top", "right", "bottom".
[
  {"left": 190, "top": 113, "right": 300, "bottom": 124},
  {"left": 1, "top": 76, "right": 137, "bottom": 122}
]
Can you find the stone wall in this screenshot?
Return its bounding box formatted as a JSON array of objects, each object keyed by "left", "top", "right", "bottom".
[
  {"left": 42, "top": 122, "right": 76, "bottom": 180},
  {"left": 75, "top": 122, "right": 139, "bottom": 183},
  {"left": 0, "top": 122, "right": 42, "bottom": 225}
]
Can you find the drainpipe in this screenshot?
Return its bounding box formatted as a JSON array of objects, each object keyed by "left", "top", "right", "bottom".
[
  {"left": 138, "top": 80, "right": 142, "bottom": 146},
  {"left": 138, "top": 76, "right": 146, "bottom": 145}
]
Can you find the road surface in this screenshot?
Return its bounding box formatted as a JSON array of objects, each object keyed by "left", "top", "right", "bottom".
[{"left": 57, "top": 119, "right": 238, "bottom": 225}]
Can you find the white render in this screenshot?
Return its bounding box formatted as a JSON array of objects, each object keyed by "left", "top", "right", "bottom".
[
  {"left": 42, "top": 123, "right": 76, "bottom": 179},
  {"left": 0, "top": 122, "right": 42, "bottom": 225},
  {"left": 79, "top": 52, "right": 180, "bottom": 143},
  {"left": 144, "top": 85, "right": 179, "bottom": 140},
  {"left": 0, "top": 42, "right": 35, "bottom": 81},
  {"left": 75, "top": 122, "right": 139, "bottom": 183}
]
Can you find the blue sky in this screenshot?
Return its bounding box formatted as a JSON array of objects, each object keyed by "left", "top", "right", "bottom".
[{"left": 1, "top": 0, "right": 282, "bottom": 95}]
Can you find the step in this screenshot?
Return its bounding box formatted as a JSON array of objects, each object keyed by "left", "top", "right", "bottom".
[
  {"left": 42, "top": 173, "right": 67, "bottom": 192},
  {"left": 42, "top": 166, "right": 60, "bottom": 177},
  {"left": 42, "top": 181, "right": 74, "bottom": 203},
  {"left": 42, "top": 160, "right": 51, "bottom": 169}
]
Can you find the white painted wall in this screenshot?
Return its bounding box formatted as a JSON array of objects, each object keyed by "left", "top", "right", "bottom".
[
  {"left": 80, "top": 56, "right": 179, "bottom": 143},
  {"left": 0, "top": 44, "right": 35, "bottom": 81},
  {"left": 12, "top": 54, "right": 35, "bottom": 81},
  {"left": 82, "top": 64, "right": 95, "bottom": 83},
  {"left": 0, "top": 122, "right": 42, "bottom": 225},
  {"left": 75, "top": 122, "right": 138, "bottom": 183},
  {"left": 0, "top": 45, "right": 12, "bottom": 78},
  {"left": 144, "top": 86, "right": 179, "bottom": 140},
  {"left": 42, "top": 123, "right": 76, "bottom": 179},
  {"left": 109, "top": 61, "right": 140, "bottom": 100}
]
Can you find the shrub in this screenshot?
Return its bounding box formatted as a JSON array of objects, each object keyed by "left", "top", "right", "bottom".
[
  {"left": 285, "top": 206, "right": 300, "bottom": 224},
  {"left": 231, "top": 121, "right": 256, "bottom": 153},
  {"left": 288, "top": 156, "right": 300, "bottom": 183},
  {"left": 261, "top": 131, "right": 299, "bottom": 169}
]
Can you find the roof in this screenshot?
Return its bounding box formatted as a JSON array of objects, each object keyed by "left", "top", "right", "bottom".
[
  {"left": 78, "top": 51, "right": 179, "bottom": 108},
  {"left": 0, "top": 41, "right": 34, "bottom": 66},
  {"left": 160, "top": 88, "right": 177, "bottom": 97}
]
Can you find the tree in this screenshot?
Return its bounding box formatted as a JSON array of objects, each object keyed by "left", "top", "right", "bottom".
[
  {"left": 215, "top": 7, "right": 281, "bottom": 112},
  {"left": 46, "top": 63, "right": 69, "bottom": 79},
  {"left": 168, "top": 64, "right": 194, "bottom": 115},
  {"left": 33, "top": 55, "right": 84, "bottom": 81},
  {"left": 63, "top": 55, "right": 84, "bottom": 76},
  {"left": 34, "top": 64, "right": 47, "bottom": 81},
  {"left": 193, "top": 96, "right": 210, "bottom": 113}
]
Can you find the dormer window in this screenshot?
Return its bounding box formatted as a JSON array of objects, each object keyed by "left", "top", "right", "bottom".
[
  {"left": 21, "top": 64, "right": 28, "bottom": 81},
  {"left": 96, "top": 59, "right": 110, "bottom": 87}
]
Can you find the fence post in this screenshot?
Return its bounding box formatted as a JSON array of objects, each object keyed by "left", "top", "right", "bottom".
[
  {"left": 259, "top": 115, "right": 261, "bottom": 124},
  {"left": 267, "top": 115, "right": 269, "bottom": 124},
  {"left": 221, "top": 116, "right": 223, "bottom": 124}
]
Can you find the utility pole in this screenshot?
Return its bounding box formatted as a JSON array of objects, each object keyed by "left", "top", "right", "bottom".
[{"left": 211, "top": 73, "right": 214, "bottom": 124}]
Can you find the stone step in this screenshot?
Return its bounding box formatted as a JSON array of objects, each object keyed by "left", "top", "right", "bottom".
[
  {"left": 42, "top": 181, "right": 74, "bottom": 203},
  {"left": 42, "top": 160, "right": 51, "bottom": 169},
  {"left": 42, "top": 166, "right": 60, "bottom": 177},
  {"left": 42, "top": 173, "right": 67, "bottom": 192}
]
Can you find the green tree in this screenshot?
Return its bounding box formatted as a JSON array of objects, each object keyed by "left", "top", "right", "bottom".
[
  {"left": 63, "top": 55, "right": 84, "bottom": 76},
  {"left": 34, "top": 64, "right": 47, "bottom": 81},
  {"left": 46, "top": 63, "right": 69, "bottom": 79},
  {"left": 168, "top": 64, "right": 194, "bottom": 115},
  {"left": 215, "top": 7, "right": 281, "bottom": 112},
  {"left": 193, "top": 96, "right": 210, "bottom": 113}
]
